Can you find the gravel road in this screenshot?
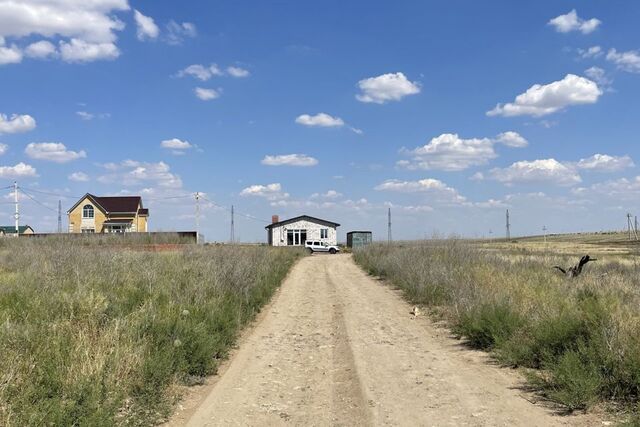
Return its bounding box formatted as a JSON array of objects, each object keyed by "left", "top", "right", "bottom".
[{"left": 171, "top": 254, "right": 598, "bottom": 426}]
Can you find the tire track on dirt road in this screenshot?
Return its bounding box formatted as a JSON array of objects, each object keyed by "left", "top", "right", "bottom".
[{"left": 169, "top": 254, "right": 598, "bottom": 426}]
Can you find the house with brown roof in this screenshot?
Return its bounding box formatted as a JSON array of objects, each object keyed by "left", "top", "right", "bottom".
[{"left": 67, "top": 194, "right": 149, "bottom": 234}]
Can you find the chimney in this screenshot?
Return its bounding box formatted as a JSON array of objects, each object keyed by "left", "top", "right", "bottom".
[{"left": 272, "top": 215, "right": 279, "bottom": 224}]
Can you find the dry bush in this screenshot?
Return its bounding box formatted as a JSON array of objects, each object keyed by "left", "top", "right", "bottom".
[
  {"left": 0, "top": 239, "right": 302, "bottom": 426},
  {"left": 354, "top": 241, "right": 640, "bottom": 413}
]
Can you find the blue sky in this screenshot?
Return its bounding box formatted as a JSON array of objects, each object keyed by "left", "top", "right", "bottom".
[{"left": 1, "top": 1, "right": 640, "bottom": 241}]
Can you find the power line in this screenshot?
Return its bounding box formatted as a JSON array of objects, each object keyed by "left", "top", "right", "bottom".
[{"left": 18, "top": 187, "right": 58, "bottom": 212}]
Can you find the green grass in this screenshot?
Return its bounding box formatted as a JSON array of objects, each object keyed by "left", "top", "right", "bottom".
[
  {"left": 0, "top": 239, "right": 302, "bottom": 426},
  {"left": 353, "top": 241, "right": 640, "bottom": 416}
]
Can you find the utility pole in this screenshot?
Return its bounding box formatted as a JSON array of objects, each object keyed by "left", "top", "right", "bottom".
[
  {"left": 195, "top": 192, "right": 200, "bottom": 244},
  {"left": 57, "top": 200, "right": 62, "bottom": 233},
  {"left": 506, "top": 209, "right": 511, "bottom": 241},
  {"left": 627, "top": 213, "right": 638, "bottom": 241},
  {"left": 387, "top": 207, "right": 392, "bottom": 244},
  {"left": 230, "top": 205, "right": 235, "bottom": 244},
  {"left": 14, "top": 181, "right": 19, "bottom": 236},
  {"left": 635, "top": 216, "right": 638, "bottom": 237},
  {"left": 543, "top": 225, "right": 547, "bottom": 244},
  {"left": 488, "top": 229, "right": 493, "bottom": 242}
]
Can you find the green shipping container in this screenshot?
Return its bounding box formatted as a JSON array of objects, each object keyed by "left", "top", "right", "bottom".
[{"left": 346, "top": 231, "right": 372, "bottom": 248}]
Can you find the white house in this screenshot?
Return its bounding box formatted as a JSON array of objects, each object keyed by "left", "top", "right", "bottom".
[{"left": 266, "top": 215, "right": 340, "bottom": 247}]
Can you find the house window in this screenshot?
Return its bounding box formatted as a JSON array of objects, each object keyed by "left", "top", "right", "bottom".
[
  {"left": 286, "top": 229, "right": 307, "bottom": 246},
  {"left": 82, "top": 204, "right": 94, "bottom": 218},
  {"left": 81, "top": 228, "right": 95, "bottom": 234},
  {"left": 321, "top": 229, "right": 328, "bottom": 239}
]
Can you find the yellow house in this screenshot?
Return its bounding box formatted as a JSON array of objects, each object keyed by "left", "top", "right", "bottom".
[{"left": 67, "top": 194, "right": 149, "bottom": 234}]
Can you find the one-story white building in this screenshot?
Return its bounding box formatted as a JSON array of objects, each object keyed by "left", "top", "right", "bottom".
[{"left": 266, "top": 215, "right": 340, "bottom": 247}]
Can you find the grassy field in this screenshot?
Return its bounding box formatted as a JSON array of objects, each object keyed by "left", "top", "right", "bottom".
[
  {"left": 354, "top": 235, "right": 640, "bottom": 422},
  {"left": 0, "top": 237, "right": 302, "bottom": 426}
]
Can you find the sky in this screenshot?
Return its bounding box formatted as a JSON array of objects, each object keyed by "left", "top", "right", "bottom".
[{"left": 1, "top": 1, "right": 640, "bottom": 242}]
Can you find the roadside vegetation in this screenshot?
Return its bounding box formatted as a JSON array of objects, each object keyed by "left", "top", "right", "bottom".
[
  {"left": 354, "top": 241, "right": 640, "bottom": 418},
  {"left": 0, "top": 238, "right": 301, "bottom": 426}
]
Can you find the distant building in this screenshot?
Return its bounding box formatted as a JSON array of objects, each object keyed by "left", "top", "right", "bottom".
[
  {"left": 347, "top": 231, "right": 372, "bottom": 249},
  {"left": 0, "top": 225, "right": 35, "bottom": 236},
  {"left": 266, "top": 215, "right": 339, "bottom": 247},
  {"left": 67, "top": 194, "right": 149, "bottom": 234}
]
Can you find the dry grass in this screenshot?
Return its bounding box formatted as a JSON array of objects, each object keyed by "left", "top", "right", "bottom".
[
  {"left": 0, "top": 238, "right": 302, "bottom": 426},
  {"left": 354, "top": 239, "right": 640, "bottom": 418}
]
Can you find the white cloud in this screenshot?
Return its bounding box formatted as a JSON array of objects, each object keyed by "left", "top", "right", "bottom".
[
  {"left": 0, "top": 37, "right": 21, "bottom": 64},
  {"left": 226, "top": 66, "right": 250, "bottom": 78},
  {"left": 24, "top": 40, "right": 57, "bottom": 58},
  {"left": 295, "top": 113, "right": 344, "bottom": 128},
  {"left": 399, "top": 133, "right": 495, "bottom": 171},
  {"left": 240, "top": 183, "right": 289, "bottom": 201},
  {"left": 495, "top": 131, "right": 528, "bottom": 148},
  {"left": 161, "top": 138, "right": 192, "bottom": 150},
  {"left": 0, "top": 162, "right": 37, "bottom": 178},
  {"left": 310, "top": 190, "right": 342, "bottom": 199},
  {"left": 578, "top": 45, "right": 603, "bottom": 59},
  {"left": 0, "top": 143, "right": 7, "bottom": 155},
  {"left": 68, "top": 171, "right": 89, "bottom": 182},
  {"left": 606, "top": 49, "right": 640, "bottom": 74},
  {"left": 548, "top": 10, "right": 601, "bottom": 34},
  {"left": 261, "top": 154, "right": 318, "bottom": 167},
  {"left": 374, "top": 178, "right": 466, "bottom": 204},
  {"left": 0, "top": 113, "right": 36, "bottom": 134},
  {"left": 489, "top": 159, "right": 581, "bottom": 186},
  {"left": 584, "top": 66, "right": 613, "bottom": 89},
  {"left": 487, "top": 74, "right": 602, "bottom": 117},
  {"left": 76, "top": 111, "right": 109, "bottom": 121},
  {"left": 194, "top": 87, "right": 220, "bottom": 101},
  {"left": 576, "top": 154, "right": 634, "bottom": 172},
  {"left": 0, "top": 0, "right": 128, "bottom": 63},
  {"left": 165, "top": 20, "right": 196, "bottom": 45},
  {"left": 356, "top": 72, "right": 421, "bottom": 104},
  {"left": 134, "top": 10, "right": 159, "bottom": 41},
  {"left": 59, "top": 39, "right": 119, "bottom": 62},
  {"left": 98, "top": 160, "right": 183, "bottom": 188},
  {"left": 25, "top": 142, "right": 86, "bottom": 163},
  {"left": 178, "top": 64, "right": 224, "bottom": 81}
]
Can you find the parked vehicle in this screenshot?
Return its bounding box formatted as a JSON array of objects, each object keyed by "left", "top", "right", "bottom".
[{"left": 305, "top": 240, "right": 340, "bottom": 254}]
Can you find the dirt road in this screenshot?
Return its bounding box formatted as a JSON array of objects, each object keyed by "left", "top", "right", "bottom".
[{"left": 172, "top": 254, "right": 598, "bottom": 426}]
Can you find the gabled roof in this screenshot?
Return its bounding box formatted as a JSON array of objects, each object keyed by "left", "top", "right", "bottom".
[
  {"left": 265, "top": 215, "right": 340, "bottom": 230},
  {"left": 67, "top": 193, "right": 145, "bottom": 214},
  {"left": 0, "top": 225, "right": 34, "bottom": 234}
]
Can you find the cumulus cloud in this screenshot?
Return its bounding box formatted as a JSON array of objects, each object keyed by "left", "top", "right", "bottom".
[
  {"left": 226, "top": 66, "right": 250, "bottom": 78},
  {"left": 576, "top": 154, "right": 634, "bottom": 172},
  {"left": 495, "top": 131, "right": 528, "bottom": 148},
  {"left": 165, "top": 20, "right": 196, "bottom": 45},
  {"left": 24, "top": 40, "right": 57, "bottom": 58},
  {"left": 574, "top": 176, "right": 640, "bottom": 201},
  {"left": 606, "top": 49, "right": 640, "bottom": 74},
  {"left": 25, "top": 142, "right": 86, "bottom": 163},
  {"left": 161, "top": 138, "right": 192, "bottom": 150},
  {"left": 68, "top": 171, "right": 89, "bottom": 182},
  {"left": 59, "top": 39, "right": 119, "bottom": 62},
  {"left": 178, "top": 64, "right": 224, "bottom": 81},
  {"left": 584, "top": 66, "right": 613, "bottom": 89},
  {"left": 194, "top": 87, "right": 220, "bottom": 101},
  {"left": 261, "top": 154, "right": 318, "bottom": 167},
  {"left": 98, "top": 160, "right": 183, "bottom": 188},
  {"left": 0, "top": 0, "right": 128, "bottom": 63},
  {"left": 548, "top": 10, "right": 601, "bottom": 34},
  {"left": 356, "top": 72, "right": 421, "bottom": 104},
  {"left": 310, "top": 190, "right": 342, "bottom": 199},
  {"left": 240, "top": 183, "right": 289, "bottom": 201},
  {"left": 0, "top": 162, "right": 37, "bottom": 178},
  {"left": 398, "top": 132, "right": 526, "bottom": 172},
  {"left": 487, "top": 74, "right": 602, "bottom": 117},
  {"left": 0, "top": 143, "right": 7, "bottom": 155},
  {"left": 489, "top": 159, "right": 582, "bottom": 186},
  {"left": 374, "top": 178, "right": 466, "bottom": 204},
  {"left": 295, "top": 113, "right": 345, "bottom": 128},
  {"left": 0, "top": 113, "right": 36, "bottom": 134},
  {"left": 0, "top": 37, "right": 22, "bottom": 64},
  {"left": 134, "top": 10, "right": 159, "bottom": 41},
  {"left": 578, "top": 45, "right": 603, "bottom": 59}
]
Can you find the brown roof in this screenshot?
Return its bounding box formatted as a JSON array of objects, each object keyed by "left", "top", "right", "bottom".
[
  {"left": 68, "top": 193, "right": 147, "bottom": 215},
  {"left": 94, "top": 196, "right": 141, "bottom": 213}
]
